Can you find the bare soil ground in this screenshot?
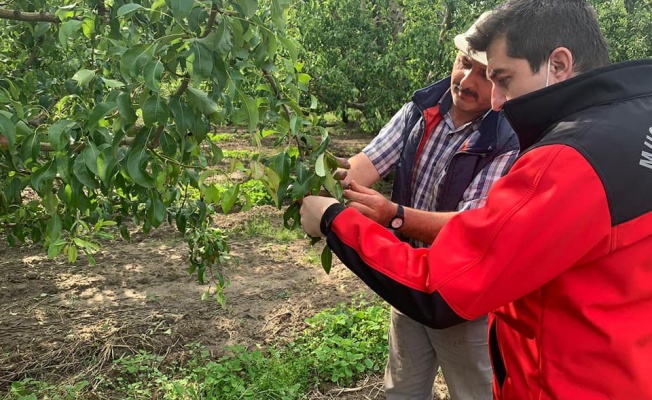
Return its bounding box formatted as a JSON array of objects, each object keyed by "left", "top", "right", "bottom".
[{"left": 0, "top": 128, "right": 449, "bottom": 399}]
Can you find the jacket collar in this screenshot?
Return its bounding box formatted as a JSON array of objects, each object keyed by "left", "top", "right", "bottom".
[
  {"left": 412, "top": 77, "right": 451, "bottom": 111},
  {"left": 503, "top": 59, "right": 652, "bottom": 151},
  {"left": 412, "top": 76, "right": 500, "bottom": 154}
]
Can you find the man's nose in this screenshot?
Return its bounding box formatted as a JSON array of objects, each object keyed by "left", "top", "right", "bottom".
[
  {"left": 491, "top": 86, "right": 506, "bottom": 111},
  {"left": 460, "top": 69, "right": 474, "bottom": 88}
]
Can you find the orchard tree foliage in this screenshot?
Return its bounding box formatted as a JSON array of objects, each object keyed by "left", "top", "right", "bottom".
[
  {"left": 591, "top": 0, "right": 652, "bottom": 62},
  {"left": 295, "top": 0, "right": 650, "bottom": 132},
  {"left": 293, "top": 0, "right": 501, "bottom": 131},
  {"left": 0, "top": 0, "right": 342, "bottom": 301}
]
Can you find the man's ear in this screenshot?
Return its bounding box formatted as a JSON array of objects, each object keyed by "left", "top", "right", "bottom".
[{"left": 549, "top": 47, "right": 574, "bottom": 83}]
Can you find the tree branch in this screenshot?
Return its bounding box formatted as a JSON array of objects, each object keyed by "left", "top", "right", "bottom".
[
  {"left": 172, "top": 76, "right": 190, "bottom": 97},
  {"left": 0, "top": 135, "right": 135, "bottom": 152},
  {"left": 346, "top": 102, "right": 366, "bottom": 112},
  {"left": 438, "top": 3, "right": 452, "bottom": 45},
  {"left": 262, "top": 70, "right": 304, "bottom": 156},
  {"left": 262, "top": 70, "right": 292, "bottom": 121},
  {"left": 0, "top": 8, "right": 59, "bottom": 23},
  {"left": 200, "top": 6, "right": 219, "bottom": 39}
]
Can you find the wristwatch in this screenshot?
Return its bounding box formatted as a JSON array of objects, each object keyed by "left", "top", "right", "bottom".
[{"left": 389, "top": 204, "right": 405, "bottom": 229}]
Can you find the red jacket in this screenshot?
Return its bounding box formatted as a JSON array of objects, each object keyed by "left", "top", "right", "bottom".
[{"left": 321, "top": 59, "right": 652, "bottom": 399}]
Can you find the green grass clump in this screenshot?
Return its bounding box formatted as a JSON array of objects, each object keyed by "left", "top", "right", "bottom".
[
  {"left": 5, "top": 295, "right": 389, "bottom": 399},
  {"left": 222, "top": 149, "right": 256, "bottom": 161},
  {"left": 209, "top": 133, "right": 237, "bottom": 143},
  {"left": 291, "top": 295, "right": 390, "bottom": 386},
  {"left": 235, "top": 215, "right": 302, "bottom": 242}
]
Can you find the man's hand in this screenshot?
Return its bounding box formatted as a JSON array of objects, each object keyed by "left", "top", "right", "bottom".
[
  {"left": 332, "top": 156, "right": 351, "bottom": 188},
  {"left": 344, "top": 181, "right": 397, "bottom": 227},
  {"left": 300, "top": 196, "right": 340, "bottom": 238}
]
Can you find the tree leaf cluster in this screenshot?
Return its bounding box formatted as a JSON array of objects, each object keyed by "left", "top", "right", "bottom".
[{"left": 0, "top": 0, "right": 342, "bottom": 282}]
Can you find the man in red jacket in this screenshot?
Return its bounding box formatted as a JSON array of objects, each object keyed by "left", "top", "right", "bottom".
[{"left": 300, "top": 0, "right": 652, "bottom": 399}]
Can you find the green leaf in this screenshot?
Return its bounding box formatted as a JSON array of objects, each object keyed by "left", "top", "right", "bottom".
[
  {"left": 0, "top": 113, "right": 16, "bottom": 150},
  {"left": 160, "top": 131, "right": 178, "bottom": 157},
  {"left": 20, "top": 132, "right": 41, "bottom": 165},
  {"left": 190, "top": 43, "right": 213, "bottom": 80},
  {"left": 42, "top": 191, "right": 58, "bottom": 214},
  {"left": 101, "top": 78, "right": 125, "bottom": 88},
  {"left": 323, "top": 170, "right": 342, "bottom": 200},
  {"left": 34, "top": 22, "right": 51, "bottom": 39},
  {"left": 202, "top": 184, "right": 218, "bottom": 204},
  {"left": 250, "top": 161, "right": 265, "bottom": 179},
  {"left": 321, "top": 246, "right": 333, "bottom": 274},
  {"left": 208, "top": 140, "right": 223, "bottom": 165},
  {"left": 97, "top": 146, "right": 117, "bottom": 185},
  {"left": 169, "top": 96, "right": 193, "bottom": 134},
  {"left": 169, "top": 0, "right": 194, "bottom": 20},
  {"left": 313, "top": 135, "right": 331, "bottom": 157},
  {"left": 142, "top": 95, "right": 170, "bottom": 126},
  {"left": 221, "top": 184, "right": 240, "bottom": 213},
  {"left": 68, "top": 244, "right": 78, "bottom": 263},
  {"left": 117, "top": 92, "right": 138, "bottom": 124},
  {"left": 57, "top": 156, "right": 73, "bottom": 182},
  {"left": 186, "top": 86, "right": 218, "bottom": 115},
  {"left": 45, "top": 215, "right": 62, "bottom": 243},
  {"left": 81, "top": 16, "right": 95, "bottom": 40},
  {"left": 152, "top": 0, "right": 167, "bottom": 11},
  {"left": 197, "top": 19, "right": 233, "bottom": 54},
  {"left": 31, "top": 160, "right": 57, "bottom": 193},
  {"left": 147, "top": 195, "right": 166, "bottom": 228},
  {"left": 238, "top": 92, "right": 259, "bottom": 132},
  {"left": 59, "top": 20, "right": 82, "bottom": 47},
  {"left": 143, "top": 60, "right": 164, "bottom": 92},
  {"left": 291, "top": 162, "right": 315, "bottom": 200},
  {"left": 72, "top": 69, "right": 96, "bottom": 86},
  {"left": 117, "top": 3, "right": 147, "bottom": 17},
  {"left": 186, "top": 7, "right": 204, "bottom": 32},
  {"left": 126, "top": 145, "right": 155, "bottom": 188},
  {"left": 190, "top": 115, "right": 208, "bottom": 143},
  {"left": 87, "top": 102, "right": 117, "bottom": 129},
  {"left": 120, "top": 225, "right": 131, "bottom": 241},
  {"left": 198, "top": 170, "right": 219, "bottom": 187},
  {"left": 73, "top": 155, "right": 98, "bottom": 189},
  {"left": 278, "top": 36, "right": 298, "bottom": 63},
  {"left": 48, "top": 120, "right": 76, "bottom": 151},
  {"left": 48, "top": 239, "right": 67, "bottom": 259},
  {"left": 315, "top": 153, "right": 326, "bottom": 177},
  {"left": 291, "top": 177, "right": 314, "bottom": 200},
  {"left": 283, "top": 201, "right": 301, "bottom": 229},
  {"left": 73, "top": 238, "right": 100, "bottom": 252},
  {"left": 235, "top": 0, "right": 258, "bottom": 18},
  {"left": 83, "top": 143, "right": 101, "bottom": 175},
  {"left": 120, "top": 44, "right": 152, "bottom": 81},
  {"left": 271, "top": 0, "right": 290, "bottom": 28},
  {"left": 269, "top": 151, "right": 291, "bottom": 183}
]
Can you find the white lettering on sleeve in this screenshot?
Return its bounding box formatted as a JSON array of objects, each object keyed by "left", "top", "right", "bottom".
[{"left": 640, "top": 129, "right": 652, "bottom": 170}]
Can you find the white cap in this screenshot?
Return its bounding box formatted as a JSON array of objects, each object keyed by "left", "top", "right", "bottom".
[{"left": 454, "top": 12, "right": 492, "bottom": 65}]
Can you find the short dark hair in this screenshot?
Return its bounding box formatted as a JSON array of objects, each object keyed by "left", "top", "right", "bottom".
[{"left": 467, "top": 0, "right": 611, "bottom": 73}]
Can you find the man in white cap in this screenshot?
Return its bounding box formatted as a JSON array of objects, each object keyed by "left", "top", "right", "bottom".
[{"left": 333, "top": 13, "right": 518, "bottom": 400}]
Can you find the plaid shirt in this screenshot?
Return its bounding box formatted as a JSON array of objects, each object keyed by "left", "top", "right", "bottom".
[{"left": 364, "top": 93, "right": 518, "bottom": 248}]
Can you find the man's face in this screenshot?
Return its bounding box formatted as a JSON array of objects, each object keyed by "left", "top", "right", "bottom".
[
  {"left": 486, "top": 37, "right": 549, "bottom": 111},
  {"left": 450, "top": 52, "right": 492, "bottom": 116}
]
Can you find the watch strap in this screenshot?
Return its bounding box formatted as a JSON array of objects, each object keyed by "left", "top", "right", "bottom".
[{"left": 388, "top": 204, "right": 405, "bottom": 228}]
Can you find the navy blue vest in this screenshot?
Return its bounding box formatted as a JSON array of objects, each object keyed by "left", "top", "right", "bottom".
[{"left": 391, "top": 77, "right": 519, "bottom": 214}]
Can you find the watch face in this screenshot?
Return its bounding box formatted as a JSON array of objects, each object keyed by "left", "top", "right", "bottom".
[{"left": 390, "top": 218, "right": 403, "bottom": 229}]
